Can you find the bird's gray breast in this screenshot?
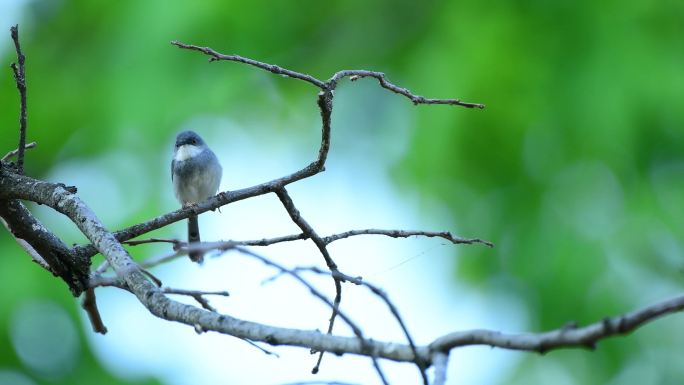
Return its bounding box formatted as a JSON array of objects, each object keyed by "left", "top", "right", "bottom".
[{"left": 172, "top": 149, "right": 222, "bottom": 204}]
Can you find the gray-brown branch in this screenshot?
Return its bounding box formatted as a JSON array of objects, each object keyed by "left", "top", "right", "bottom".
[
  {"left": 70, "top": 42, "right": 483, "bottom": 261},
  {"left": 4, "top": 169, "right": 684, "bottom": 367},
  {"left": 10, "top": 25, "right": 28, "bottom": 174}
]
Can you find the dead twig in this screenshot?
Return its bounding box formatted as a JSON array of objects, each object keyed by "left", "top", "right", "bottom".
[
  {"left": 10, "top": 25, "right": 28, "bottom": 174},
  {"left": 2, "top": 141, "right": 36, "bottom": 162},
  {"left": 162, "top": 287, "right": 230, "bottom": 312}
]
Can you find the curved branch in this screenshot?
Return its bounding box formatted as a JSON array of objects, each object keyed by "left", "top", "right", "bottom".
[
  {"left": 3, "top": 166, "right": 684, "bottom": 376},
  {"left": 322, "top": 229, "right": 493, "bottom": 247},
  {"left": 329, "top": 70, "right": 485, "bottom": 109},
  {"left": 274, "top": 188, "right": 347, "bottom": 374},
  {"left": 429, "top": 293, "right": 684, "bottom": 353},
  {"left": 171, "top": 41, "right": 326, "bottom": 88},
  {"left": 71, "top": 42, "right": 482, "bottom": 262},
  {"left": 70, "top": 90, "right": 333, "bottom": 261}
]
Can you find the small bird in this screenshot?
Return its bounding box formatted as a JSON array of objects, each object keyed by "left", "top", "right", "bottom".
[{"left": 171, "top": 130, "right": 222, "bottom": 262}]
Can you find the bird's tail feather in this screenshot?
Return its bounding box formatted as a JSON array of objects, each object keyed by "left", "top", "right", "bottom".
[{"left": 188, "top": 215, "right": 203, "bottom": 263}]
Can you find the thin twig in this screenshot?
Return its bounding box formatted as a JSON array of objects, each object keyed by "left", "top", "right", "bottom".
[
  {"left": 88, "top": 274, "right": 124, "bottom": 289},
  {"left": 162, "top": 287, "right": 230, "bottom": 312},
  {"left": 1, "top": 141, "right": 36, "bottom": 162},
  {"left": 123, "top": 237, "right": 183, "bottom": 247},
  {"left": 137, "top": 240, "right": 238, "bottom": 268},
  {"left": 10, "top": 25, "right": 27, "bottom": 174},
  {"left": 284, "top": 266, "right": 428, "bottom": 385},
  {"left": 171, "top": 40, "right": 484, "bottom": 110},
  {"left": 141, "top": 268, "right": 163, "bottom": 287},
  {"left": 330, "top": 70, "right": 485, "bottom": 109},
  {"left": 322, "top": 229, "right": 493, "bottom": 248},
  {"left": 233, "top": 246, "right": 388, "bottom": 385},
  {"left": 126, "top": 228, "right": 491, "bottom": 255},
  {"left": 274, "top": 188, "right": 345, "bottom": 374},
  {"left": 73, "top": 43, "right": 480, "bottom": 260},
  {"left": 237, "top": 233, "right": 307, "bottom": 246},
  {"left": 82, "top": 288, "right": 108, "bottom": 334},
  {"left": 241, "top": 338, "right": 281, "bottom": 358},
  {"left": 171, "top": 41, "right": 326, "bottom": 88}
]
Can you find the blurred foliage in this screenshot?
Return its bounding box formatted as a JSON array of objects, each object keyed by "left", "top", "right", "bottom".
[
  {"left": 0, "top": 0, "right": 683, "bottom": 384},
  {"left": 395, "top": 0, "right": 684, "bottom": 384}
]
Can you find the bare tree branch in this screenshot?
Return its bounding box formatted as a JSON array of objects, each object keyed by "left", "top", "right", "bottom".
[
  {"left": 0, "top": 209, "right": 50, "bottom": 270},
  {"left": 429, "top": 293, "right": 684, "bottom": 354},
  {"left": 70, "top": 40, "right": 483, "bottom": 261},
  {"left": 277, "top": 266, "right": 428, "bottom": 385},
  {"left": 0, "top": 198, "right": 90, "bottom": 294},
  {"left": 170, "top": 41, "right": 485, "bottom": 109},
  {"left": 10, "top": 25, "right": 28, "bottom": 174},
  {"left": 123, "top": 237, "right": 183, "bottom": 247},
  {"left": 274, "top": 187, "right": 345, "bottom": 374},
  {"left": 82, "top": 288, "right": 108, "bottom": 334},
  {"left": 171, "top": 41, "right": 326, "bottom": 88},
  {"left": 162, "top": 287, "right": 230, "bottom": 312},
  {"left": 231, "top": 246, "right": 389, "bottom": 384},
  {"left": 118, "top": 225, "right": 492, "bottom": 260},
  {"left": 322, "top": 229, "right": 493, "bottom": 247},
  {"left": 331, "top": 70, "right": 485, "bottom": 109},
  {"left": 2, "top": 141, "right": 36, "bottom": 162}
]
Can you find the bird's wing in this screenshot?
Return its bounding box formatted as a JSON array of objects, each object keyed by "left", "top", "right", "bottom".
[{"left": 171, "top": 159, "right": 175, "bottom": 182}]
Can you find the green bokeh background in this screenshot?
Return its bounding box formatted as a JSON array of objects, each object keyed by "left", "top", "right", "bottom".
[{"left": 1, "top": 1, "right": 683, "bottom": 384}]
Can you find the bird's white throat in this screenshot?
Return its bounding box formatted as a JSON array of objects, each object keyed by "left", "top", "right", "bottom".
[{"left": 174, "top": 144, "right": 203, "bottom": 162}]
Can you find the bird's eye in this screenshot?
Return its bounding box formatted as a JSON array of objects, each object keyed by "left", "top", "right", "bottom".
[{"left": 191, "top": 139, "right": 197, "bottom": 144}]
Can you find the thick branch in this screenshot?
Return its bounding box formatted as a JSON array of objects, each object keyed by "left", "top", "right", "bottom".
[
  {"left": 0, "top": 198, "right": 89, "bottom": 295},
  {"left": 171, "top": 40, "right": 485, "bottom": 109},
  {"left": 4, "top": 146, "right": 684, "bottom": 370},
  {"left": 0, "top": 169, "right": 424, "bottom": 364}
]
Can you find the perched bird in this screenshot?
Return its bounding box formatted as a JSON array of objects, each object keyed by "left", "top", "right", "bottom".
[{"left": 171, "top": 130, "right": 222, "bottom": 262}]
